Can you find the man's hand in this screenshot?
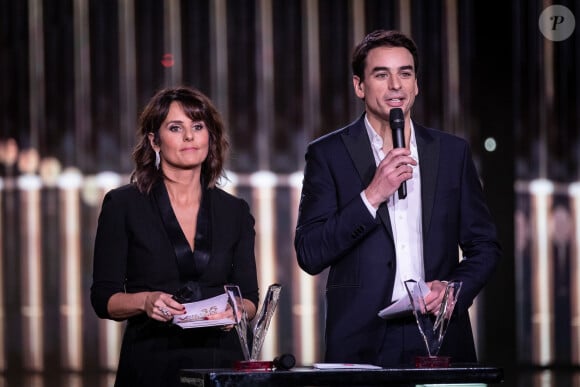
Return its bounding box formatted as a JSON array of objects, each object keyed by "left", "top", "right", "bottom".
[
  {"left": 424, "top": 280, "right": 448, "bottom": 315},
  {"left": 364, "top": 147, "right": 416, "bottom": 207}
]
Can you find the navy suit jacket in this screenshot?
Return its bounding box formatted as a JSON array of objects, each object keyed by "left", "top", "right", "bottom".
[{"left": 294, "top": 115, "right": 501, "bottom": 365}]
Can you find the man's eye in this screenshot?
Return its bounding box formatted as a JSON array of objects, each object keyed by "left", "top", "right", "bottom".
[
  {"left": 401, "top": 72, "right": 413, "bottom": 78},
  {"left": 376, "top": 73, "right": 388, "bottom": 79}
]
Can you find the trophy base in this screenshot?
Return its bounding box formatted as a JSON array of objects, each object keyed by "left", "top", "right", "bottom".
[
  {"left": 234, "top": 360, "right": 274, "bottom": 371},
  {"left": 414, "top": 355, "right": 451, "bottom": 368}
]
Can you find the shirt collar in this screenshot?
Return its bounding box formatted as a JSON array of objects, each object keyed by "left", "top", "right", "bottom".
[{"left": 363, "top": 114, "right": 417, "bottom": 152}]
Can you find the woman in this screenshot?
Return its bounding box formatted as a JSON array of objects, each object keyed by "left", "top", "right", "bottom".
[{"left": 91, "top": 86, "right": 258, "bottom": 386}]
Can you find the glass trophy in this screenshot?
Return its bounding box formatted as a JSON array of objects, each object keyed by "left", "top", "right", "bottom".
[
  {"left": 404, "top": 279, "right": 462, "bottom": 368},
  {"left": 224, "top": 283, "right": 282, "bottom": 371}
]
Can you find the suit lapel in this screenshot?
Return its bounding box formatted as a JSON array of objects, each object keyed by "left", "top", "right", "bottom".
[
  {"left": 341, "top": 116, "right": 394, "bottom": 239},
  {"left": 341, "top": 117, "right": 375, "bottom": 186},
  {"left": 415, "top": 124, "right": 439, "bottom": 237},
  {"left": 152, "top": 182, "right": 197, "bottom": 281}
]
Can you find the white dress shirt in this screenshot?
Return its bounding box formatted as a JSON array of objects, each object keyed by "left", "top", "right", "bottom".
[{"left": 360, "top": 115, "right": 424, "bottom": 302}]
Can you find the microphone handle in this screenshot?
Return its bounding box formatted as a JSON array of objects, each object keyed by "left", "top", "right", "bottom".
[
  {"left": 389, "top": 120, "right": 407, "bottom": 200},
  {"left": 398, "top": 181, "right": 407, "bottom": 199},
  {"left": 393, "top": 127, "right": 407, "bottom": 200}
]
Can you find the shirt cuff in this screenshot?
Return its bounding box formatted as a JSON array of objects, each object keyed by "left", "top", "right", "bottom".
[{"left": 360, "top": 191, "right": 378, "bottom": 218}]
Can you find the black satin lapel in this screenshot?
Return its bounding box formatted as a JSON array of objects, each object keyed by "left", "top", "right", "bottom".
[
  {"left": 172, "top": 189, "right": 212, "bottom": 302},
  {"left": 415, "top": 125, "right": 439, "bottom": 236},
  {"left": 193, "top": 188, "right": 211, "bottom": 274},
  {"left": 341, "top": 118, "right": 393, "bottom": 239},
  {"left": 153, "top": 182, "right": 197, "bottom": 281}
]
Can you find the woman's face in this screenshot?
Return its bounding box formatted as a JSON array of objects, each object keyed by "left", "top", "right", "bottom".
[{"left": 149, "top": 101, "right": 209, "bottom": 172}]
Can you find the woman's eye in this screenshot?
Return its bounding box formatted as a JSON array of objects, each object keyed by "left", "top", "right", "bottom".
[
  {"left": 169, "top": 125, "right": 181, "bottom": 132},
  {"left": 193, "top": 123, "right": 204, "bottom": 131}
]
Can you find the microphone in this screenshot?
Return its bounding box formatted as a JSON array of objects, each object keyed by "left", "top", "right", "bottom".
[
  {"left": 273, "top": 353, "right": 296, "bottom": 370},
  {"left": 389, "top": 107, "right": 407, "bottom": 199}
]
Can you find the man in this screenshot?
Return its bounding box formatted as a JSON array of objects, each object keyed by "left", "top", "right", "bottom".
[{"left": 294, "top": 30, "right": 501, "bottom": 366}]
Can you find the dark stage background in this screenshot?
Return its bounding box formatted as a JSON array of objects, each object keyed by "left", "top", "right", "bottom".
[{"left": 0, "top": 1, "right": 579, "bottom": 386}]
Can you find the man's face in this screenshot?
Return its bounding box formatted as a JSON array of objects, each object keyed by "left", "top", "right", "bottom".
[{"left": 353, "top": 46, "right": 419, "bottom": 129}]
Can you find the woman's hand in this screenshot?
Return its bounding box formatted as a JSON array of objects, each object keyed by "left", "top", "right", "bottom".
[
  {"left": 205, "top": 303, "right": 237, "bottom": 332},
  {"left": 144, "top": 291, "right": 186, "bottom": 322},
  {"left": 205, "top": 298, "right": 257, "bottom": 332},
  {"left": 107, "top": 291, "right": 186, "bottom": 321}
]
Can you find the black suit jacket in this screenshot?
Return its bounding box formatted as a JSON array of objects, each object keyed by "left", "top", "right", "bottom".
[
  {"left": 91, "top": 181, "right": 258, "bottom": 386},
  {"left": 294, "top": 115, "right": 501, "bottom": 365}
]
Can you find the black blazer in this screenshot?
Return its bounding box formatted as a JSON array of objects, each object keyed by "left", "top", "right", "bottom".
[
  {"left": 90, "top": 181, "right": 258, "bottom": 386},
  {"left": 295, "top": 115, "right": 501, "bottom": 365}
]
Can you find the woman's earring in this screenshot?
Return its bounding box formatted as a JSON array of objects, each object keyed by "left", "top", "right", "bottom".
[{"left": 155, "top": 150, "right": 160, "bottom": 170}]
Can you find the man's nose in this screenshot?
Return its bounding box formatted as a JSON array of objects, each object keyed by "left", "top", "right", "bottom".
[{"left": 389, "top": 75, "right": 402, "bottom": 90}]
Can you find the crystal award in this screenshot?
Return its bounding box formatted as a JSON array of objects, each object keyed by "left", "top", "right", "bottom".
[
  {"left": 224, "top": 283, "right": 282, "bottom": 371},
  {"left": 404, "top": 279, "right": 462, "bottom": 368}
]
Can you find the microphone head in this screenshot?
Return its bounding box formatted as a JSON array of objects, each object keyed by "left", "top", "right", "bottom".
[
  {"left": 389, "top": 108, "right": 405, "bottom": 130},
  {"left": 273, "top": 353, "right": 296, "bottom": 370}
]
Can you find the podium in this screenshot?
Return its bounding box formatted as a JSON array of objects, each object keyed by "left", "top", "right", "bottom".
[{"left": 180, "top": 364, "right": 503, "bottom": 386}]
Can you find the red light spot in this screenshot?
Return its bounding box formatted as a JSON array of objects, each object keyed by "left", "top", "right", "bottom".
[{"left": 161, "top": 53, "right": 174, "bottom": 68}]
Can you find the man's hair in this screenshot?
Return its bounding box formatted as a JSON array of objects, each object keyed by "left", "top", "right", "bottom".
[{"left": 351, "top": 30, "right": 419, "bottom": 80}]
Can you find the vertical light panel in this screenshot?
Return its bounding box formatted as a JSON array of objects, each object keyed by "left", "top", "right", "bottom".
[
  {"left": 21, "top": 374, "right": 43, "bottom": 387},
  {"left": 570, "top": 182, "right": 580, "bottom": 364},
  {"left": 443, "top": 0, "right": 461, "bottom": 137},
  {"left": 60, "top": 374, "right": 82, "bottom": 387},
  {"left": 349, "top": 0, "right": 365, "bottom": 119},
  {"left": 532, "top": 0, "right": 556, "bottom": 364},
  {"left": 57, "top": 169, "right": 84, "bottom": 370},
  {"left": 539, "top": 0, "right": 554, "bottom": 178},
  {"left": 299, "top": 0, "right": 322, "bottom": 363},
  {"left": 0, "top": 178, "right": 4, "bottom": 371},
  {"left": 255, "top": 0, "right": 274, "bottom": 170},
  {"left": 93, "top": 172, "right": 124, "bottom": 371},
  {"left": 349, "top": 0, "right": 365, "bottom": 52},
  {"left": 73, "top": 0, "right": 92, "bottom": 169},
  {"left": 118, "top": 0, "right": 137, "bottom": 171},
  {"left": 250, "top": 171, "right": 278, "bottom": 360},
  {"left": 533, "top": 369, "right": 553, "bottom": 387},
  {"left": 289, "top": 172, "right": 319, "bottom": 365},
  {"left": 163, "top": 0, "right": 182, "bottom": 86},
  {"left": 301, "top": 0, "right": 321, "bottom": 147},
  {"left": 398, "top": 0, "right": 412, "bottom": 36},
  {"left": 18, "top": 174, "right": 44, "bottom": 371},
  {"left": 530, "top": 179, "right": 555, "bottom": 365},
  {"left": 209, "top": 0, "right": 228, "bottom": 120},
  {"left": 28, "top": 0, "right": 44, "bottom": 150},
  {"left": 0, "top": 141, "right": 18, "bottom": 372}
]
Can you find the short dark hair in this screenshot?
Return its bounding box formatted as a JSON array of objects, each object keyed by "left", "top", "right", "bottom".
[
  {"left": 130, "top": 86, "right": 229, "bottom": 193},
  {"left": 351, "top": 30, "right": 419, "bottom": 81}
]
